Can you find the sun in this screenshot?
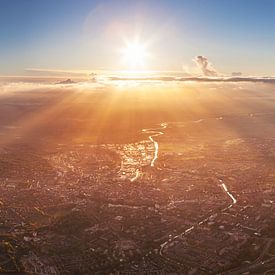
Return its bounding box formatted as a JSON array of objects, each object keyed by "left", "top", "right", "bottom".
[{"left": 122, "top": 42, "right": 149, "bottom": 69}]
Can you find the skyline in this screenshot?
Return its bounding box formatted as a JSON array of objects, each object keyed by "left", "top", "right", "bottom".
[{"left": 1, "top": 0, "right": 275, "bottom": 76}]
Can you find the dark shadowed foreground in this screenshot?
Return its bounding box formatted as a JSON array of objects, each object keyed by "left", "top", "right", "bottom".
[{"left": 1, "top": 80, "right": 275, "bottom": 274}]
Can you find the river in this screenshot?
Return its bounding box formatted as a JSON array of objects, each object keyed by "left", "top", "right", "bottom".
[
  {"left": 130, "top": 123, "right": 167, "bottom": 182},
  {"left": 126, "top": 120, "right": 238, "bottom": 258}
]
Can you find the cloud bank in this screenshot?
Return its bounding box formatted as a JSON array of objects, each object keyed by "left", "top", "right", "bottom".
[{"left": 108, "top": 75, "right": 275, "bottom": 84}]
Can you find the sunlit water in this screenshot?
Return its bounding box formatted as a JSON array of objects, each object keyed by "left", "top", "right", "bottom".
[{"left": 142, "top": 122, "right": 167, "bottom": 167}]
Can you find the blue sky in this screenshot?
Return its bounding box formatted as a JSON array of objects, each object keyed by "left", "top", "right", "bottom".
[{"left": 0, "top": 0, "right": 275, "bottom": 75}]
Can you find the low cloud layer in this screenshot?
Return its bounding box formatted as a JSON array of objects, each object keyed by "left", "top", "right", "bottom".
[
  {"left": 194, "top": 56, "right": 218, "bottom": 76},
  {"left": 108, "top": 75, "right": 275, "bottom": 84},
  {"left": 1, "top": 75, "right": 275, "bottom": 96}
]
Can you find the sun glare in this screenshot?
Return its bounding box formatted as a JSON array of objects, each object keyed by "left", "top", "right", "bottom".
[{"left": 122, "top": 42, "right": 149, "bottom": 69}]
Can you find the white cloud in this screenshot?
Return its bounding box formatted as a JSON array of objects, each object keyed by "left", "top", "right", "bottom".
[{"left": 194, "top": 56, "right": 218, "bottom": 76}]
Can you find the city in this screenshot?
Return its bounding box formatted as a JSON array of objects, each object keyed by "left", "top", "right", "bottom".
[
  {"left": 1, "top": 99, "right": 275, "bottom": 273},
  {"left": 1, "top": 0, "right": 275, "bottom": 274}
]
